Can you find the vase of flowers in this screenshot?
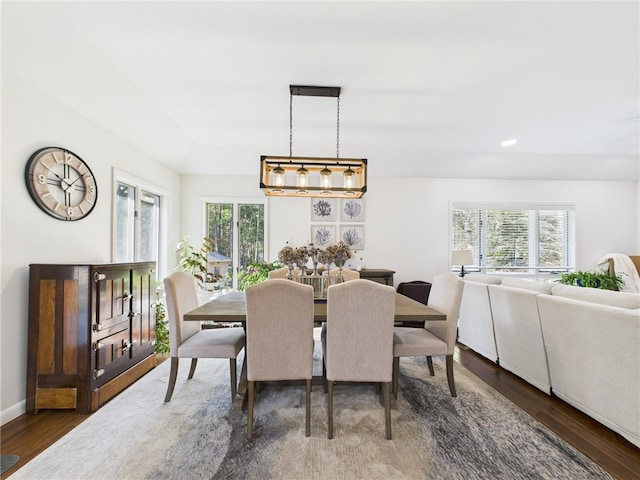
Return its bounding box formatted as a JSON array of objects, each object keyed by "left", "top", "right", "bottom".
[{"left": 324, "top": 241, "right": 352, "bottom": 280}]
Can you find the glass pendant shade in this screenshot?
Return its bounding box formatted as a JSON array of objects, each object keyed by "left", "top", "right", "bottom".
[
  {"left": 320, "top": 166, "right": 332, "bottom": 189},
  {"left": 343, "top": 167, "right": 355, "bottom": 189},
  {"left": 272, "top": 165, "right": 285, "bottom": 187},
  {"left": 296, "top": 166, "right": 309, "bottom": 188}
]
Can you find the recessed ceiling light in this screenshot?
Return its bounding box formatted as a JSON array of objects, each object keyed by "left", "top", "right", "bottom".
[{"left": 501, "top": 138, "right": 517, "bottom": 147}]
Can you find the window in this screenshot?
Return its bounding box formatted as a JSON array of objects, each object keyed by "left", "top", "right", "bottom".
[
  {"left": 113, "top": 171, "right": 166, "bottom": 275},
  {"left": 205, "top": 199, "right": 267, "bottom": 289},
  {"left": 451, "top": 203, "right": 575, "bottom": 278}
]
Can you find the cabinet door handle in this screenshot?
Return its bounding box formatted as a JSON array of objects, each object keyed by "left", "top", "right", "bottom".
[
  {"left": 123, "top": 293, "right": 134, "bottom": 302},
  {"left": 121, "top": 342, "right": 132, "bottom": 352},
  {"left": 94, "top": 272, "right": 107, "bottom": 282},
  {"left": 92, "top": 369, "right": 105, "bottom": 379},
  {"left": 92, "top": 341, "right": 105, "bottom": 351},
  {"left": 92, "top": 323, "right": 105, "bottom": 332}
]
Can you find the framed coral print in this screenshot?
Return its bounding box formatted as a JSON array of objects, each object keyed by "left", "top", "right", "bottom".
[
  {"left": 341, "top": 198, "right": 365, "bottom": 222},
  {"left": 311, "top": 224, "right": 336, "bottom": 247},
  {"left": 311, "top": 198, "right": 337, "bottom": 222},
  {"left": 340, "top": 224, "right": 365, "bottom": 249}
]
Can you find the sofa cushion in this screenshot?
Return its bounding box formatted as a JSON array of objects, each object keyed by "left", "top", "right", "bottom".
[
  {"left": 551, "top": 284, "right": 640, "bottom": 309},
  {"left": 464, "top": 273, "right": 502, "bottom": 285},
  {"left": 500, "top": 278, "right": 554, "bottom": 294}
]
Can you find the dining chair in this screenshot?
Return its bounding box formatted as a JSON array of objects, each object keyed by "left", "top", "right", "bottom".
[
  {"left": 163, "top": 271, "right": 246, "bottom": 403},
  {"left": 396, "top": 280, "right": 432, "bottom": 328},
  {"left": 392, "top": 272, "right": 464, "bottom": 398},
  {"left": 323, "top": 279, "right": 396, "bottom": 439},
  {"left": 328, "top": 268, "right": 360, "bottom": 281},
  {"left": 245, "top": 279, "right": 315, "bottom": 439},
  {"left": 268, "top": 266, "right": 301, "bottom": 279}
]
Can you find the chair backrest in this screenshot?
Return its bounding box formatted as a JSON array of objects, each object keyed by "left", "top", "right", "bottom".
[
  {"left": 396, "top": 280, "right": 432, "bottom": 304},
  {"left": 163, "top": 271, "right": 202, "bottom": 355},
  {"left": 424, "top": 272, "right": 465, "bottom": 355},
  {"left": 245, "top": 279, "right": 314, "bottom": 381},
  {"left": 268, "top": 266, "right": 302, "bottom": 279},
  {"left": 325, "top": 279, "right": 396, "bottom": 382},
  {"left": 267, "top": 267, "right": 289, "bottom": 279},
  {"left": 329, "top": 268, "right": 360, "bottom": 281}
]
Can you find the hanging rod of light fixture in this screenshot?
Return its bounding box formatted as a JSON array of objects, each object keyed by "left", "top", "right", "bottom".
[{"left": 259, "top": 85, "right": 367, "bottom": 198}]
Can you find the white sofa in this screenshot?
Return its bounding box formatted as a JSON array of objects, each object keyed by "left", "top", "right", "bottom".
[
  {"left": 458, "top": 275, "right": 640, "bottom": 448},
  {"left": 488, "top": 279, "right": 554, "bottom": 394},
  {"left": 457, "top": 273, "right": 502, "bottom": 362},
  {"left": 537, "top": 285, "right": 640, "bottom": 448}
]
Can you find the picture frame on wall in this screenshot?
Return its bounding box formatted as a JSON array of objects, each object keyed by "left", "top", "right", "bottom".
[
  {"left": 341, "top": 198, "right": 365, "bottom": 222},
  {"left": 310, "top": 224, "right": 336, "bottom": 247},
  {"left": 340, "top": 224, "right": 365, "bottom": 250},
  {"left": 311, "top": 198, "right": 337, "bottom": 222}
]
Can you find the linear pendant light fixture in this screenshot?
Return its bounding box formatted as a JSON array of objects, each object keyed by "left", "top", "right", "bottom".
[{"left": 260, "top": 85, "right": 367, "bottom": 198}]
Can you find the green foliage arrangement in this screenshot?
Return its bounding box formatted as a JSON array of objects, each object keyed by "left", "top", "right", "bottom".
[
  {"left": 155, "top": 300, "right": 170, "bottom": 354},
  {"left": 177, "top": 235, "right": 213, "bottom": 288},
  {"left": 237, "top": 261, "right": 282, "bottom": 290},
  {"left": 558, "top": 270, "right": 624, "bottom": 291}
]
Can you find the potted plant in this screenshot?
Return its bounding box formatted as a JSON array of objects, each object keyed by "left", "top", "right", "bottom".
[
  {"left": 558, "top": 270, "right": 624, "bottom": 291},
  {"left": 154, "top": 283, "right": 170, "bottom": 360},
  {"left": 176, "top": 235, "right": 214, "bottom": 288},
  {"left": 237, "top": 261, "right": 282, "bottom": 290}
]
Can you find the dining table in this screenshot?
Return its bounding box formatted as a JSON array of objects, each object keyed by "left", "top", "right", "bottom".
[{"left": 184, "top": 289, "right": 446, "bottom": 410}]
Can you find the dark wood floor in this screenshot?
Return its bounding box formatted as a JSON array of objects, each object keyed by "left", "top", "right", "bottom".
[{"left": 2, "top": 347, "right": 639, "bottom": 479}]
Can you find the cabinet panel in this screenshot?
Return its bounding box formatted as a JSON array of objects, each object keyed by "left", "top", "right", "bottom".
[{"left": 27, "top": 262, "right": 156, "bottom": 414}]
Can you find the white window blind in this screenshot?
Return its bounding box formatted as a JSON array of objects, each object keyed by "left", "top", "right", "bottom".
[{"left": 451, "top": 203, "right": 575, "bottom": 276}]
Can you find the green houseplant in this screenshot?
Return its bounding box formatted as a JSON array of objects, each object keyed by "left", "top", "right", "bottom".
[
  {"left": 237, "top": 261, "right": 282, "bottom": 290},
  {"left": 154, "top": 282, "right": 170, "bottom": 356},
  {"left": 177, "top": 235, "right": 213, "bottom": 288},
  {"left": 558, "top": 270, "right": 624, "bottom": 291}
]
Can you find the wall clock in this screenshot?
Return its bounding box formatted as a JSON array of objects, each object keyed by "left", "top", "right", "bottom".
[{"left": 24, "top": 147, "right": 98, "bottom": 221}]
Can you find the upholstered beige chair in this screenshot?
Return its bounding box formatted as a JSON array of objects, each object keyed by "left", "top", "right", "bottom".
[
  {"left": 268, "top": 266, "right": 301, "bottom": 279},
  {"left": 267, "top": 266, "right": 288, "bottom": 279},
  {"left": 321, "top": 268, "right": 360, "bottom": 374},
  {"left": 323, "top": 279, "right": 396, "bottom": 440},
  {"left": 392, "top": 272, "right": 464, "bottom": 398},
  {"left": 245, "top": 279, "right": 315, "bottom": 439},
  {"left": 163, "top": 271, "right": 246, "bottom": 403},
  {"left": 328, "top": 268, "right": 360, "bottom": 281}
]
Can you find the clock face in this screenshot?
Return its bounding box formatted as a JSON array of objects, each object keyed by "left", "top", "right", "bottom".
[{"left": 25, "top": 147, "right": 98, "bottom": 221}]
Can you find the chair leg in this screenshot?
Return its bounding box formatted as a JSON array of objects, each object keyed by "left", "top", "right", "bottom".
[
  {"left": 187, "top": 358, "right": 198, "bottom": 379},
  {"left": 305, "top": 379, "right": 311, "bottom": 437},
  {"left": 446, "top": 354, "right": 457, "bottom": 397},
  {"left": 229, "top": 358, "right": 237, "bottom": 400},
  {"left": 384, "top": 382, "right": 392, "bottom": 440},
  {"left": 323, "top": 362, "right": 328, "bottom": 393},
  {"left": 327, "top": 380, "right": 334, "bottom": 439},
  {"left": 164, "top": 357, "right": 179, "bottom": 402},
  {"left": 247, "top": 380, "right": 255, "bottom": 440},
  {"left": 392, "top": 357, "right": 400, "bottom": 400},
  {"left": 426, "top": 356, "right": 435, "bottom": 376}
]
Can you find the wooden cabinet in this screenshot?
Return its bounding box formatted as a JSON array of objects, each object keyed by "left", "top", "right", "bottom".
[
  {"left": 359, "top": 269, "right": 395, "bottom": 286},
  {"left": 26, "top": 262, "right": 157, "bottom": 414}
]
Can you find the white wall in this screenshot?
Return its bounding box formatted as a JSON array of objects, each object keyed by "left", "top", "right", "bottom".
[
  {"left": 2, "top": 77, "right": 638, "bottom": 426},
  {"left": 181, "top": 174, "right": 639, "bottom": 285},
  {"left": 0, "top": 76, "right": 182, "bottom": 424}
]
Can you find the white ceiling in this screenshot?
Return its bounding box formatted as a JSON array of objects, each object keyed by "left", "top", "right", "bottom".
[{"left": 3, "top": 1, "right": 639, "bottom": 180}]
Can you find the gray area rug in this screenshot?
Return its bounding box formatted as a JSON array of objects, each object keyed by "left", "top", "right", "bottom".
[{"left": 11, "top": 338, "right": 612, "bottom": 480}]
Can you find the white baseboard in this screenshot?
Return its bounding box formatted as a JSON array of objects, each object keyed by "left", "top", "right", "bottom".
[{"left": 1, "top": 400, "right": 26, "bottom": 426}]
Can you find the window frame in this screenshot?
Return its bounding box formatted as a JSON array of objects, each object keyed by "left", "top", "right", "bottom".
[
  {"left": 449, "top": 202, "right": 576, "bottom": 280},
  {"left": 112, "top": 168, "right": 169, "bottom": 278},
  {"left": 202, "top": 196, "right": 268, "bottom": 289}
]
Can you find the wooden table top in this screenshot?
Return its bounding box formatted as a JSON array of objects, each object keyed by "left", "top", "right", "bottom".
[{"left": 184, "top": 290, "right": 446, "bottom": 323}]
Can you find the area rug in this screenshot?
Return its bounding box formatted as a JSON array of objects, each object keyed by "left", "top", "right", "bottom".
[{"left": 11, "top": 341, "right": 612, "bottom": 480}]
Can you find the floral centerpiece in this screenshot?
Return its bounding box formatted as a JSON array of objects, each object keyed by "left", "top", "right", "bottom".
[
  {"left": 323, "top": 241, "right": 353, "bottom": 271},
  {"left": 278, "top": 243, "right": 309, "bottom": 278}
]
